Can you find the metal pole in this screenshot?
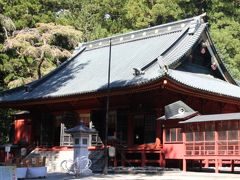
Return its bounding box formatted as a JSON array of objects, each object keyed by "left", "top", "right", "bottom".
[{"left": 103, "top": 38, "right": 112, "bottom": 174}]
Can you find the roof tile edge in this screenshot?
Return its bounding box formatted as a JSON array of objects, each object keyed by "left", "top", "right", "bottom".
[{"left": 76, "top": 14, "right": 207, "bottom": 51}]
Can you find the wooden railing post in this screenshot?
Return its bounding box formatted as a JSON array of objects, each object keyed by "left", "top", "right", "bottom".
[
  {"left": 159, "top": 151, "right": 165, "bottom": 167},
  {"left": 141, "top": 149, "right": 145, "bottom": 167},
  {"left": 215, "top": 159, "right": 219, "bottom": 173},
  {"left": 182, "top": 130, "right": 187, "bottom": 171},
  {"left": 214, "top": 130, "right": 218, "bottom": 155},
  {"left": 183, "top": 158, "right": 187, "bottom": 172},
  {"left": 214, "top": 130, "right": 219, "bottom": 173},
  {"left": 231, "top": 160, "right": 234, "bottom": 173}
]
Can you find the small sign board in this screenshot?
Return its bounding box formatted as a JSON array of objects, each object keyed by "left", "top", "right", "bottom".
[
  {"left": 5, "top": 145, "right": 11, "bottom": 153},
  {"left": 108, "top": 146, "right": 116, "bottom": 157},
  {"left": 0, "top": 166, "right": 16, "bottom": 180},
  {"left": 20, "top": 147, "right": 27, "bottom": 156}
]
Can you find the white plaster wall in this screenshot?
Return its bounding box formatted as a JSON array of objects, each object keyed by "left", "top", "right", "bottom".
[{"left": 33, "top": 149, "right": 74, "bottom": 173}]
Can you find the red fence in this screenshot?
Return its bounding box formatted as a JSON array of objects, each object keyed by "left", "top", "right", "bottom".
[{"left": 185, "top": 140, "right": 240, "bottom": 156}]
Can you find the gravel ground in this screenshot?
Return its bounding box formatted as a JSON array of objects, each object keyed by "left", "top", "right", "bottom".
[{"left": 26, "top": 171, "right": 240, "bottom": 180}]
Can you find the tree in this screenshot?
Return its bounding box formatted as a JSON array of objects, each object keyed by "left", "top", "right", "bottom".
[
  {"left": 0, "top": 0, "right": 54, "bottom": 29},
  {"left": 2, "top": 23, "right": 82, "bottom": 88},
  {"left": 207, "top": 0, "right": 240, "bottom": 79},
  {"left": 58, "top": 0, "right": 129, "bottom": 41},
  {"left": 0, "top": 0, "right": 238, "bottom": 83},
  {"left": 0, "top": 13, "right": 15, "bottom": 42},
  {"left": 0, "top": 107, "right": 13, "bottom": 145},
  {"left": 124, "top": 0, "right": 152, "bottom": 29}
]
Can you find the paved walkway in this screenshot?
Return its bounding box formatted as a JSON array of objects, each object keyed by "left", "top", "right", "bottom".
[{"left": 29, "top": 171, "right": 240, "bottom": 180}]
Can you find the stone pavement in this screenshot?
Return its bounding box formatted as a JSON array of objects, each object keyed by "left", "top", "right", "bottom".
[{"left": 28, "top": 171, "right": 240, "bottom": 180}]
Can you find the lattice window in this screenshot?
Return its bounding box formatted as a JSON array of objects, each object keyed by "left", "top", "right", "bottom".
[
  {"left": 205, "top": 131, "right": 214, "bottom": 141},
  {"left": 165, "top": 128, "right": 182, "bottom": 142},
  {"left": 60, "top": 123, "right": 73, "bottom": 146},
  {"left": 79, "top": 113, "right": 102, "bottom": 146}
]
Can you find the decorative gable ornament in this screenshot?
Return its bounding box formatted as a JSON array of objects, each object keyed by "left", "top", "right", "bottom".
[{"left": 188, "top": 17, "right": 201, "bottom": 35}]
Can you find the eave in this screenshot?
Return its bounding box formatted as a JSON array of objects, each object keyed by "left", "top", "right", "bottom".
[
  {"left": 163, "top": 76, "right": 240, "bottom": 105},
  {"left": 1, "top": 74, "right": 240, "bottom": 110}
]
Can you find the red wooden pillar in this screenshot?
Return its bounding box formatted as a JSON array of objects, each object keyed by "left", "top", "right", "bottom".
[
  {"left": 156, "top": 109, "right": 164, "bottom": 167},
  {"left": 159, "top": 152, "right": 166, "bottom": 167},
  {"left": 160, "top": 128, "right": 167, "bottom": 167},
  {"left": 141, "top": 149, "right": 146, "bottom": 167},
  {"left": 155, "top": 121, "right": 161, "bottom": 146},
  {"left": 183, "top": 158, "right": 187, "bottom": 172},
  {"left": 121, "top": 150, "right": 126, "bottom": 167},
  {"left": 199, "top": 160, "right": 202, "bottom": 171},
  {"left": 214, "top": 130, "right": 219, "bottom": 173},
  {"left": 114, "top": 155, "right": 117, "bottom": 167},
  {"left": 14, "top": 118, "right": 32, "bottom": 144},
  {"left": 231, "top": 160, "right": 234, "bottom": 173},
  {"left": 127, "top": 114, "right": 133, "bottom": 146},
  {"left": 155, "top": 109, "right": 162, "bottom": 146},
  {"left": 219, "top": 159, "right": 222, "bottom": 167},
  {"left": 215, "top": 159, "right": 219, "bottom": 173},
  {"left": 204, "top": 159, "right": 209, "bottom": 167},
  {"left": 182, "top": 131, "right": 187, "bottom": 171}
]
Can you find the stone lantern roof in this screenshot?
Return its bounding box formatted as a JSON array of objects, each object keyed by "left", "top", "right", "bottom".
[{"left": 65, "top": 123, "right": 97, "bottom": 134}]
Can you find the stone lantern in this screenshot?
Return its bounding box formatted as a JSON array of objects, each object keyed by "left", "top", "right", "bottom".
[{"left": 65, "top": 123, "right": 97, "bottom": 160}]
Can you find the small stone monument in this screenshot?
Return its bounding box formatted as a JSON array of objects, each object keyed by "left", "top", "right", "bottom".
[{"left": 65, "top": 122, "right": 97, "bottom": 176}]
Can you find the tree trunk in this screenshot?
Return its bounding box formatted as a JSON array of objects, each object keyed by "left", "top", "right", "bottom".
[
  {"left": 37, "top": 50, "right": 44, "bottom": 79},
  {"left": 3, "top": 27, "right": 8, "bottom": 39}
]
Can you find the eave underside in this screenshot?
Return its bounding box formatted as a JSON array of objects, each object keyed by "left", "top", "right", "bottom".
[{"left": 1, "top": 78, "right": 240, "bottom": 111}]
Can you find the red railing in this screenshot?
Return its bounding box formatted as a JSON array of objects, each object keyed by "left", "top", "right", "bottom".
[
  {"left": 217, "top": 140, "right": 239, "bottom": 155},
  {"left": 185, "top": 140, "right": 240, "bottom": 156},
  {"left": 185, "top": 141, "right": 215, "bottom": 156}
]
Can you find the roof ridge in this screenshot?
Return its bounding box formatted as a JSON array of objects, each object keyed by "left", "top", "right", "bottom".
[
  {"left": 168, "top": 69, "right": 232, "bottom": 83},
  {"left": 76, "top": 14, "right": 206, "bottom": 51}
]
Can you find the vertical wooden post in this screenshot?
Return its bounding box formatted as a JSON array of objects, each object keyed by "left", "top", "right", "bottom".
[
  {"left": 163, "top": 129, "right": 166, "bottom": 145},
  {"left": 121, "top": 150, "right": 125, "bottom": 167},
  {"left": 183, "top": 131, "right": 186, "bottom": 155},
  {"left": 214, "top": 129, "right": 219, "bottom": 173},
  {"left": 231, "top": 160, "right": 234, "bottom": 173},
  {"left": 215, "top": 159, "right": 219, "bottom": 173},
  {"left": 141, "top": 149, "right": 146, "bottom": 167},
  {"left": 159, "top": 152, "right": 165, "bottom": 167},
  {"left": 155, "top": 109, "right": 162, "bottom": 145},
  {"left": 114, "top": 155, "right": 117, "bottom": 167},
  {"left": 127, "top": 114, "right": 133, "bottom": 146},
  {"left": 5, "top": 152, "right": 9, "bottom": 164},
  {"left": 155, "top": 121, "right": 161, "bottom": 146},
  {"left": 204, "top": 159, "right": 209, "bottom": 168},
  {"left": 199, "top": 160, "right": 202, "bottom": 171},
  {"left": 183, "top": 158, "right": 187, "bottom": 172},
  {"left": 219, "top": 159, "right": 222, "bottom": 167},
  {"left": 182, "top": 130, "right": 187, "bottom": 171}
]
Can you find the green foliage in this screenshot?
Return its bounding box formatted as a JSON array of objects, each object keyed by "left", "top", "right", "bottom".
[
  {"left": 0, "top": 0, "right": 239, "bottom": 144},
  {"left": 125, "top": 0, "right": 151, "bottom": 29},
  {"left": 1, "top": 22, "right": 82, "bottom": 87},
  {"left": 150, "top": 0, "right": 183, "bottom": 24},
  {"left": 0, "top": 0, "right": 239, "bottom": 88},
  {"left": 206, "top": 0, "right": 240, "bottom": 79},
  {"left": 0, "top": 0, "right": 54, "bottom": 29},
  {"left": 0, "top": 107, "right": 13, "bottom": 144}
]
